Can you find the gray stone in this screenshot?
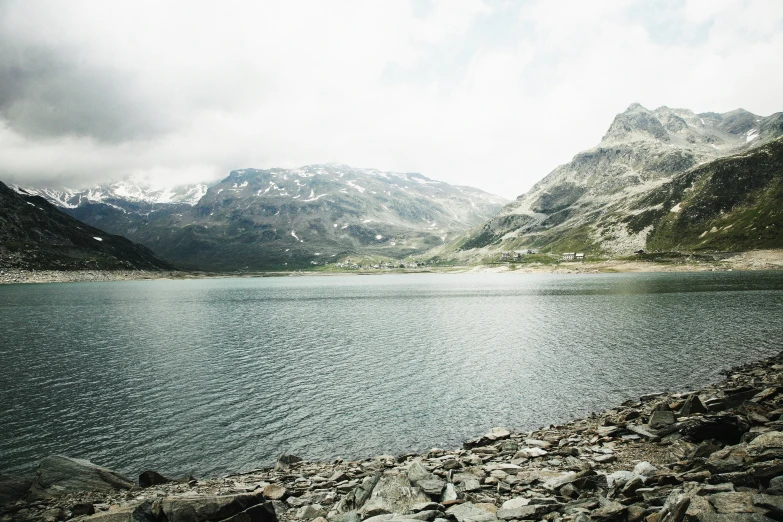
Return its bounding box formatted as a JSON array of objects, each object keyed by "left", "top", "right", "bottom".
[
  {"left": 709, "top": 492, "right": 756, "bottom": 514},
  {"left": 661, "top": 497, "right": 690, "bottom": 522},
  {"left": 447, "top": 502, "right": 498, "bottom": 522},
  {"left": 138, "top": 470, "right": 171, "bottom": 488},
  {"left": 0, "top": 474, "right": 32, "bottom": 504},
  {"left": 590, "top": 500, "right": 626, "bottom": 520},
  {"left": 441, "top": 482, "right": 457, "bottom": 503},
  {"left": 650, "top": 411, "right": 676, "bottom": 429},
  {"left": 407, "top": 463, "right": 434, "bottom": 485},
  {"left": 296, "top": 504, "right": 327, "bottom": 520},
  {"left": 766, "top": 476, "right": 783, "bottom": 495},
  {"left": 29, "top": 456, "right": 134, "bottom": 499},
  {"left": 359, "top": 475, "right": 429, "bottom": 517},
  {"left": 417, "top": 479, "right": 445, "bottom": 497},
  {"left": 154, "top": 493, "right": 264, "bottom": 522},
  {"left": 753, "top": 494, "right": 783, "bottom": 516},
  {"left": 634, "top": 461, "right": 659, "bottom": 479},
  {"left": 263, "top": 484, "right": 287, "bottom": 501},
  {"left": 607, "top": 470, "right": 636, "bottom": 489},
  {"left": 71, "top": 502, "right": 96, "bottom": 517},
  {"left": 747, "top": 432, "right": 783, "bottom": 462}
]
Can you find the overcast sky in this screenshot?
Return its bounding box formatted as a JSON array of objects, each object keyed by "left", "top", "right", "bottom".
[{"left": 1, "top": 0, "right": 782, "bottom": 198}]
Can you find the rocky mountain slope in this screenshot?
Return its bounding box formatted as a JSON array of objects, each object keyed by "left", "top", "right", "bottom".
[
  {"left": 24, "top": 166, "right": 507, "bottom": 270},
  {"left": 0, "top": 182, "right": 174, "bottom": 271},
  {"left": 437, "top": 104, "right": 783, "bottom": 260}
]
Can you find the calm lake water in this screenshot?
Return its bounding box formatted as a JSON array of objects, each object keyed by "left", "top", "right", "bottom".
[{"left": 1, "top": 271, "right": 782, "bottom": 477}]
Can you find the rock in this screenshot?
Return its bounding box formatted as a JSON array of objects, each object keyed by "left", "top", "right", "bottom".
[
  {"left": 662, "top": 497, "right": 690, "bottom": 522},
  {"left": 221, "top": 502, "right": 279, "bottom": 522},
  {"left": 41, "top": 507, "right": 66, "bottom": 522},
  {"left": 441, "top": 483, "right": 457, "bottom": 503},
  {"left": 514, "top": 447, "right": 548, "bottom": 458},
  {"left": 28, "top": 456, "right": 134, "bottom": 499},
  {"left": 71, "top": 502, "right": 96, "bottom": 517},
  {"left": 687, "top": 495, "right": 716, "bottom": 519},
  {"left": 407, "top": 462, "right": 434, "bottom": 485},
  {"left": 138, "top": 470, "right": 171, "bottom": 488},
  {"left": 680, "top": 395, "right": 709, "bottom": 416},
  {"left": 766, "top": 476, "right": 783, "bottom": 495},
  {"left": 543, "top": 471, "right": 577, "bottom": 491},
  {"left": 417, "top": 479, "right": 445, "bottom": 497},
  {"left": 694, "top": 514, "right": 776, "bottom": 522},
  {"left": 154, "top": 492, "right": 264, "bottom": 522},
  {"left": 0, "top": 474, "right": 32, "bottom": 504},
  {"left": 746, "top": 431, "right": 783, "bottom": 462},
  {"left": 263, "top": 484, "right": 287, "bottom": 501},
  {"left": 484, "top": 427, "right": 511, "bottom": 441},
  {"left": 359, "top": 475, "right": 429, "bottom": 517},
  {"left": 330, "top": 471, "right": 350, "bottom": 483},
  {"left": 628, "top": 424, "right": 662, "bottom": 440},
  {"left": 753, "top": 494, "right": 783, "bottom": 516},
  {"left": 628, "top": 504, "right": 648, "bottom": 522},
  {"left": 524, "top": 439, "right": 552, "bottom": 449},
  {"left": 502, "top": 497, "right": 530, "bottom": 509},
  {"left": 709, "top": 492, "right": 756, "bottom": 513},
  {"left": 650, "top": 411, "right": 677, "bottom": 429},
  {"left": 706, "top": 446, "right": 749, "bottom": 474},
  {"left": 274, "top": 454, "right": 302, "bottom": 471},
  {"left": 447, "top": 502, "right": 498, "bottom": 522},
  {"left": 607, "top": 471, "right": 637, "bottom": 489},
  {"left": 296, "top": 504, "right": 327, "bottom": 520},
  {"left": 634, "top": 462, "right": 659, "bottom": 479},
  {"left": 277, "top": 454, "right": 302, "bottom": 465},
  {"left": 680, "top": 416, "right": 749, "bottom": 444},
  {"left": 591, "top": 499, "right": 626, "bottom": 520}
]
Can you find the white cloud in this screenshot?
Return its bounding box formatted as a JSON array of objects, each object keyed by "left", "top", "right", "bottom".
[{"left": 0, "top": 0, "right": 782, "bottom": 198}]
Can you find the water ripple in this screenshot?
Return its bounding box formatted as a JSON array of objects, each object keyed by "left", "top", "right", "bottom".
[{"left": 1, "top": 272, "right": 782, "bottom": 476}]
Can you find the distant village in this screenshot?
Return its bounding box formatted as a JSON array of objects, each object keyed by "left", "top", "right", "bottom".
[
  {"left": 331, "top": 259, "right": 426, "bottom": 270},
  {"left": 500, "top": 250, "right": 586, "bottom": 261}
]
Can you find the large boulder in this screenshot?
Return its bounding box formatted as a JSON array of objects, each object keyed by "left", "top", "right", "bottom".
[
  {"left": 0, "top": 474, "right": 33, "bottom": 505},
  {"left": 359, "top": 475, "right": 429, "bottom": 518},
  {"left": 28, "top": 456, "right": 134, "bottom": 499},
  {"left": 153, "top": 492, "right": 266, "bottom": 522},
  {"left": 747, "top": 432, "right": 783, "bottom": 462}
]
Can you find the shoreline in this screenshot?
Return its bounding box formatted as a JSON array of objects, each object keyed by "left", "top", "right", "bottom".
[
  {"left": 5, "top": 351, "right": 783, "bottom": 521},
  {"left": 2, "top": 249, "right": 783, "bottom": 285}
]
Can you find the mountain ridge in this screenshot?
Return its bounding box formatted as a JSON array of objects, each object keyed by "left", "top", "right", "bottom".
[
  {"left": 20, "top": 165, "right": 507, "bottom": 270},
  {"left": 430, "top": 103, "right": 783, "bottom": 261},
  {"left": 0, "top": 181, "right": 175, "bottom": 271}
]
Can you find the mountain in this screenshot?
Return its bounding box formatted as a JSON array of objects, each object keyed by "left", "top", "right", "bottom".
[
  {"left": 0, "top": 181, "right": 174, "bottom": 271},
  {"left": 629, "top": 135, "right": 783, "bottom": 252},
  {"left": 21, "top": 180, "right": 208, "bottom": 209},
  {"left": 24, "top": 166, "right": 507, "bottom": 270},
  {"left": 436, "top": 104, "right": 783, "bottom": 260}
]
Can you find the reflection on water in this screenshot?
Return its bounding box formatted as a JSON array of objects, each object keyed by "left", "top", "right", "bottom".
[{"left": 1, "top": 271, "right": 782, "bottom": 476}]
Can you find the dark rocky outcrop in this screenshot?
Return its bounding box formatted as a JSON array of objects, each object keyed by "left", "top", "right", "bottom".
[
  {"left": 0, "top": 182, "right": 174, "bottom": 271},
  {"left": 28, "top": 456, "right": 134, "bottom": 499}
]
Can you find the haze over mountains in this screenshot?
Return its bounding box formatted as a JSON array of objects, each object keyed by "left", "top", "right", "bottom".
[
  {"left": 435, "top": 104, "right": 783, "bottom": 260},
  {"left": 19, "top": 166, "right": 507, "bottom": 270}
]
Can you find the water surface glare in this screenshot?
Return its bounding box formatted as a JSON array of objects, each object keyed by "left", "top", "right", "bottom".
[{"left": 1, "top": 271, "right": 782, "bottom": 476}]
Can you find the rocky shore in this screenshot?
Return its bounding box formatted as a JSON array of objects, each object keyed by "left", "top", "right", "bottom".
[
  {"left": 5, "top": 353, "right": 783, "bottom": 522},
  {"left": 0, "top": 269, "right": 194, "bottom": 285}
]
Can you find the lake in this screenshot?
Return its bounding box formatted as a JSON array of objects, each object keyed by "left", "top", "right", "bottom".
[{"left": 1, "top": 271, "right": 782, "bottom": 477}]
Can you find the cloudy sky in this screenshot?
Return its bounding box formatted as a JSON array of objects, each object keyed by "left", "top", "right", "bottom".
[{"left": 1, "top": 0, "right": 782, "bottom": 198}]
